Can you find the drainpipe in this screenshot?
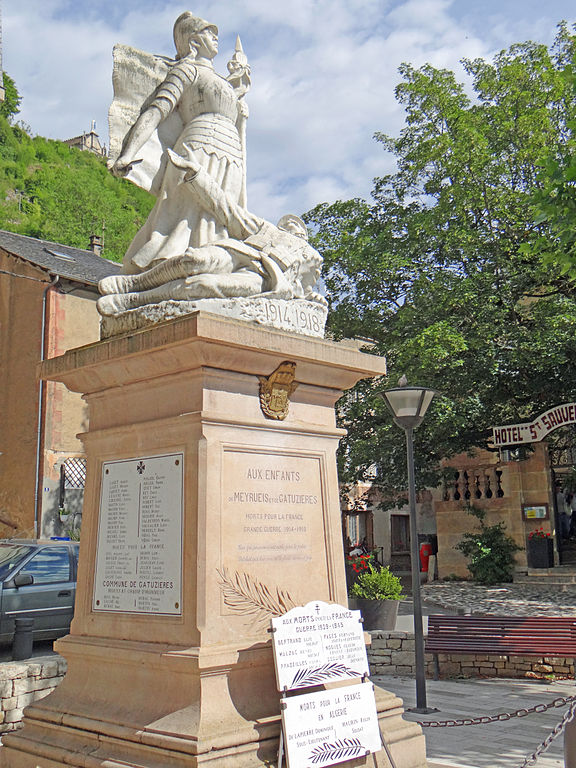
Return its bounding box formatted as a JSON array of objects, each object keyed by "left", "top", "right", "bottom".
[{"left": 34, "top": 273, "right": 59, "bottom": 538}]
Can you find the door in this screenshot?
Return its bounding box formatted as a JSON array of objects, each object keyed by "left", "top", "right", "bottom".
[{"left": 390, "top": 514, "right": 411, "bottom": 571}]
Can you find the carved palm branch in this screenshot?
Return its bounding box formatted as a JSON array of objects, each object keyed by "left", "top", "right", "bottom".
[
  {"left": 309, "top": 739, "right": 365, "bottom": 764},
  {"left": 290, "top": 663, "right": 363, "bottom": 689},
  {"left": 217, "top": 568, "right": 296, "bottom": 625}
]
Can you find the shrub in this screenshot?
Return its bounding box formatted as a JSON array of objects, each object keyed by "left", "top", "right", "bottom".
[
  {"left": 349, "top": 564, "right": 404, "bottom": 600},
  {"left": 456, "top": 506, "right": 520, "bottom": 585}
]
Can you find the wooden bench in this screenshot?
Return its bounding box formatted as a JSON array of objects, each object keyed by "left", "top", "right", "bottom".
[{"left": 425, "top": 615, "right": 576, "bottom": 678}]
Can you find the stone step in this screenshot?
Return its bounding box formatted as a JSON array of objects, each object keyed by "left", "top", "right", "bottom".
[
  {"left": 514, "top": 570, "right": 576, "bottom": 589},
  {"left": 516, "top": 582, "right": 576, "bottom": 591},
  {"left": 515, "top": 575, "right": 576, "bottom": 582}
]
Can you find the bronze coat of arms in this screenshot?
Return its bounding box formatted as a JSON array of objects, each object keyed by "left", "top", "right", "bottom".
[{"left": 258, "top": 362, "right": 298, "bottom": 420}]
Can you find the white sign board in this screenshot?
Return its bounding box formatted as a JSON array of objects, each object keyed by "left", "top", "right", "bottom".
[
  {"left": 271, "top": 601, "right": 369, "bottom": 691},
  {"left": 282, "top": 684, "right": 381, "bottom": 768},
  {"left": 493, "top": 403, "right": 576, "bottom": 447},
  {"left": 93, "top": 453, "right": 183, "bottom": 615}
]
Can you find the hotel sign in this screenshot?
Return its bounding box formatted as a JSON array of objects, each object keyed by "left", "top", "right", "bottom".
[{"left": 492, "top": 403, "right": 576, "bottom": 447}]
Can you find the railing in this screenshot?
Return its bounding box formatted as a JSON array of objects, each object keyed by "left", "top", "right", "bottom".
[{"left": 442, "top": 467, "right": 505, "bottom": 502}]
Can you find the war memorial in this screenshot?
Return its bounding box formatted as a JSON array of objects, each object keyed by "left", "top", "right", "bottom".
[{"left": 0, "top": 12, "right": 427, "bottom": 768}]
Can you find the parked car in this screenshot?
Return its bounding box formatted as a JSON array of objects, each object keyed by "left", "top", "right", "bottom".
[{"left": 0, "top": 539, "right": 79, "bottom": 643}]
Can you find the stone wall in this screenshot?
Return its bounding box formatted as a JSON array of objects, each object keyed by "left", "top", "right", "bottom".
[
  {"left": 40, "top": 288, "right": 100, "bottom": 537},
  {"left": 0, "top": 248, "right": 101, "bottom": 538},
  {"left": 0, "top": 656, "right": 66, "bottom": 733},
  {"left": 0, "top": 250, "right": 47, "bottom": 536},
  {"left": 368, "top": 631, "right": 574, "bottom": 679},
  {"left": 434, "top": 444, "right": 556, "bottom": 578}
]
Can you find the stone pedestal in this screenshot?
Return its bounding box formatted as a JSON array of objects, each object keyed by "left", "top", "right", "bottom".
[{"left": 1, "top": 312, "right": 427, "bottom": 768}]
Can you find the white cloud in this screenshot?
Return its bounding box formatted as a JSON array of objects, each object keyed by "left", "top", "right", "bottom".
[{"left": 3, "top": 0, "right": 574, "bottom": 226}]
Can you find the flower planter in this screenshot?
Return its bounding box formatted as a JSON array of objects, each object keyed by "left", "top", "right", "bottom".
[
  {"left": 527, "top": 537, "right": 554, "bottom": 569},
  {"left": 348, "top": 598, "right": 399, "bottom": 630}
]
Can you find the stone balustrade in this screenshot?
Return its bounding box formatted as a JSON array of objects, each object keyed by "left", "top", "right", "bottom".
[{"left": 442, "top": 466, "right": 505, "bottom": 502}]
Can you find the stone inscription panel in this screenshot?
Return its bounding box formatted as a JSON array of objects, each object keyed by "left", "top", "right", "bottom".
[
  {"left": 221, "top": 450, "right": 328, "bottom": 604},
  {"left": 93, "top": 453, "right": 183, "bottom": 615},
  {"left": 282, "top": 684, "right": 381, "bottom": 768},
  {"left": 271, "top": 601, "right": 369, "bottom": 691}
]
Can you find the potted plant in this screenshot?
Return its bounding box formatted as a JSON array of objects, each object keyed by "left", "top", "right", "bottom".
[
  {"left": 348, "top": 564, "right": 404, "bottom": 630},
  {"left": 527, "top": 528, "right": 554, "bottom": 569},
  {"left": 345, "top": 552, "right": 373, "bottom": 592}
]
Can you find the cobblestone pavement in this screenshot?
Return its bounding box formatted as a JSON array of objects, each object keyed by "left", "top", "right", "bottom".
[
  {"left": 421, "top": 581, "right": 576, "bottom": 616},
  {"left": 376, "top": 675, "right": 573, "bottom": 768}
]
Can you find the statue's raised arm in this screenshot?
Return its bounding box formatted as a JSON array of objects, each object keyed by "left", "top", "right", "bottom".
[{"left": 109, "top": 44, "right": 179, "bottom": 195}]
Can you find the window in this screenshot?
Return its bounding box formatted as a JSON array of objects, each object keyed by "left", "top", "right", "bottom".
[
  {"left": 0, "top": 545, "right": 34, "bottom": 581},
  {"left": 59, "top": 457, "right": 87, "bottom": 507},
  {"left": 343, "top": 510, "right": 373, "bottom": 551},
  {"left": 21, "top": 548, "right": 70, "bottom": 584}
]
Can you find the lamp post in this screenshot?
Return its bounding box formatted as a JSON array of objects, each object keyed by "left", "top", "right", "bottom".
[{"left": 380, "top": 380, "right": 437, "bottom": 713}]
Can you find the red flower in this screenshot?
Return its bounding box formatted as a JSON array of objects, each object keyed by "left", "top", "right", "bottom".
[
  {"left": 347, "top": 551, "right": 374, "bottom": 573},
  {"left": 528, "top": 527, "right": 551, "bottom": 539}
]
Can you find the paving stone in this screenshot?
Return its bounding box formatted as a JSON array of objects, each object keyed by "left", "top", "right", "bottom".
[
  {"left": 374, "top": 674, "right": 569, "bottom": 768},
  {"left": 421, "top": 580, "right": 576, "bottom": 616}
]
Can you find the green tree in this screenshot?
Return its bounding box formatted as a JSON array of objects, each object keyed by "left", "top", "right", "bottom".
[
  {"left": 305, "top": 24, "right": 576, "bottom": 503},
  {"left": 527, "top": 55, "right": 576, "bottom": 275},
  {"left": 0, "top": 73, "right": 21, "bottom": 121}
]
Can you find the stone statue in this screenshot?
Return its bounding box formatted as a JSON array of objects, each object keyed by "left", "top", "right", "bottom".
[{"left": 104, "top": 11, "right": 326, "bottom": 338}]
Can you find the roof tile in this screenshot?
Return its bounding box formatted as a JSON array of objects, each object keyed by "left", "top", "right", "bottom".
[{"left": 0, "top": 229, "right": 122, "bottom": 285}]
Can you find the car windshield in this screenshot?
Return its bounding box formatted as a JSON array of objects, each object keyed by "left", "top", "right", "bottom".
[{"left": 0, "top": 544, "right": 34, "bottom": 581}]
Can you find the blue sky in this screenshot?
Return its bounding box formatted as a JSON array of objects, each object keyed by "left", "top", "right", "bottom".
[{"left": 4, "top": 0, "right": 575, "bottom": 223}]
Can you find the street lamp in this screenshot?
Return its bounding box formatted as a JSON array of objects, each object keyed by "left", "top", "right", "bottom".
[{"left": 380, "top": 378, "right": 437, "bottom": 713}]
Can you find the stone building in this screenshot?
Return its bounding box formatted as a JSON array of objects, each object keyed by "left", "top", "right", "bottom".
[
  {"left": 0, "top": 230, "right": 120, "bottom": 538},
  {"left": 345, "top": 443, "right": 562, "bottom": 579},
  {"left": 436, "top": 444, "right": 558, "bottom": 577},
  {"left": 342, "top": 481, "right": 436, "bottom": 573},
  {"left": 63, "top": 121, "right": 107, "bottom": 157}
]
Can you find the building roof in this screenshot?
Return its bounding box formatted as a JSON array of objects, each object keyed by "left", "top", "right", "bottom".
[
  {"left": 63, "top": 131, "right": 107, "bottom": 157},
  {"left": 0, "top": 229, "right": 121, "bottom": 285}
]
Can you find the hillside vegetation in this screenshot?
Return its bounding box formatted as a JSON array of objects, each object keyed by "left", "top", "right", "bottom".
[{"left": 0, "top": 75, "right": 154, "bottom": 262}]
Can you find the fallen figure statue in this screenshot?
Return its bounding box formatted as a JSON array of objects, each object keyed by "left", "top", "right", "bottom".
[{"left": 98, "top": 147, "right": 326, "bottom": 317}]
